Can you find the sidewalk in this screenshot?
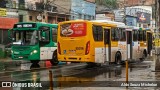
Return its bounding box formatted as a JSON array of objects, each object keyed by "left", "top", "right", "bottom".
[
  {"left": 0, "top": 57, "right": 12, "bottom": 61},
  {"left": 0, "top": 57, "right": 21, "bottom": 63}
]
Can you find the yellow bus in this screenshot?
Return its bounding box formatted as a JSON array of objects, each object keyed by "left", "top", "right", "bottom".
[{"left": 57, "top": 20, "right": 152, "bottom": 65}]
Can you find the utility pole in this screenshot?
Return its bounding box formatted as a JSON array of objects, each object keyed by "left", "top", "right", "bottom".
[
  {"left": 43, "top": 0, "right": 48, "bottom": 22},
  {"left": 124, "top": 0, "right": 126, "bottom": 24},
  {"left": 155, "top": 0, "right": 159, "bottom": 53},
  {"left": 154, "top": 0, "right": 160, "bottom": 71}
]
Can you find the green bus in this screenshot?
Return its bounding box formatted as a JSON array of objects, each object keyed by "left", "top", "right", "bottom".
[{"left": 10, "top": 22, "right": 59, "bottom": 65}]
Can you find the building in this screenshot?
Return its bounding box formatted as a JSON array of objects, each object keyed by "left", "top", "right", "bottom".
[
  {"left": 95, "top": 3, "right": 115, "bottom": 21},
  {"left": 126, "top": 0, "right": 155, "bottom": 6},
  {"left": 0, "top": 5, "right": 18, "bottom": 45},
  {"left": 70, "top": 0, "right": 95, "bottom": 20},
  {"left": 0, "top": 0, "right": 96, "bottom": 45},
  {"left": 17, "top": 0, "right": 70, "bottom": 23},
  {"left": 114, "top": 0, "right": 154, "bottom": 29},
  {"left": 18, "top": 0, "right": 95, "bottom": 23}
]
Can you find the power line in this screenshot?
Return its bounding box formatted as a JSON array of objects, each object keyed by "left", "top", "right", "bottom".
[{"left": 1, "top": 1, "right": 96, "bottom": 17}]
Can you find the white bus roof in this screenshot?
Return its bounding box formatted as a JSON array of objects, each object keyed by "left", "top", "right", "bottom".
[
  {"left": 91, "top": 20, "right": 143, "bottom": 31},
  {"left": 91, "top": 20, "right": 126, "bottom": 28},
  {"left": 126, "top": 26, "right": 140, "bottom": 30}
]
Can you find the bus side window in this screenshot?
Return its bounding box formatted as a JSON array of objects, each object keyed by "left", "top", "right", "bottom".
[
  {"left": 52, "top": 28, "right": 57, "bottom": 42},
  {"left": 138, "top": 31, "right": 143, "bottom": 41},
  {"left": 92, "top": 25, "right": 103, "bottom": 41},
  {"left": 133, "top": 30, "right": 138, "bottom": 41},
  {"left": 111, "top": 28, "right": 119, "bottom": 41},
  {"left": 39, "top": 26, "right": 50, "bottom": 46},
  {"left": 120, "top": 28, "right": 126, "bottom": 41},
  {"left": 143, "top": 31, "right": 146, "bottom": 41}
]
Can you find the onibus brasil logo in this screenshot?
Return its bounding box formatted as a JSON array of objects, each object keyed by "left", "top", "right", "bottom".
[{"left": 1, "top": 82, "right": 42, "bottom": 87}]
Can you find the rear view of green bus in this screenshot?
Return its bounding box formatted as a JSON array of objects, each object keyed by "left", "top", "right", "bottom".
[{"left": 10, "top": 22, "right": 59, "bottom": 65}]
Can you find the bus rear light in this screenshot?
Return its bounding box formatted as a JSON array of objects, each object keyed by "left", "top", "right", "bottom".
[
  {"left": 85, "top": 41, "right": 90, "bottom": 55},
  {"left": 58, "top": 42, "right": 61, "bottom": 54}
]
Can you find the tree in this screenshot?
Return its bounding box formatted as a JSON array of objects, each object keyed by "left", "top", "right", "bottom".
[{"left": 96, "top": 0, "right": 118, "bottom": 10}]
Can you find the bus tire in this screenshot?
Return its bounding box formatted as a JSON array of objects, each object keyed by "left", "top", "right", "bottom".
[
  {"left": 30, "top": 60, "right": 40, "bottom": 64},
  {"left": 115, "top": 52, "right": 122, "bottom": 65},
  {"left": 142, "top": 49, "right": 147, "bottom": 59},
  {"left": 50, "top": 50, "right": 59, "bottom": 66},
  {"left": 30, "top": 63, "right": 40, "bottom": 69}
]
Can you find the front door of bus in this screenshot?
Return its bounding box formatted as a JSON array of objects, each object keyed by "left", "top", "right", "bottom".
[
  {"left": 147, "top": 32, "right": 152, "bottom": 55},
  {"left": 127, "top": 31, "right": 132, "bottom": 60},
  {"left": 104, "top": 28, "right": 111, "bottom": 63}
]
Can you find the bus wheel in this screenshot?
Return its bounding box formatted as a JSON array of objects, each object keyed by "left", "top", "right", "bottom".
[
  {"left": 30, "top": 60, "right": 40, "bottom": 64},
  {"left": 50, "top": 50, "right": 59, "bottom": 66},
  {"left": 115, "top": 52, "right": 122, "bottom": 65}
]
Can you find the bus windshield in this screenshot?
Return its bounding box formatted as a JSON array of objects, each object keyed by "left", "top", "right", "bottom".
[
  {"left": 12, "top": 30, "right": 38, "bottom": 46},
  {"left": 60, "top": 22, "right": 86, "bottom": 37}
]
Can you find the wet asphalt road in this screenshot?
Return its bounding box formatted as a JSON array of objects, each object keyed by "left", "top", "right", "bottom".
[{"left": 0, "top": 55, "right": 160, "bottom": 90}]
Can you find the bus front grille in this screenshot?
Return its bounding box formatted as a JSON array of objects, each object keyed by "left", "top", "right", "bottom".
[{"left": 68, "top": 58, "right": 77, "bottom": 60}]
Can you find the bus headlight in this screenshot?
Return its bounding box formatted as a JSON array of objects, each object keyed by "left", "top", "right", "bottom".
[
  {"left": 11, "top": 50, "right": 13, "bottom": 53},
  {"left": 33, "top": 50, "right": 38, "bottom": 53},
  {"left": 30, "top": 50, "right": 38, "bottom": 55}
]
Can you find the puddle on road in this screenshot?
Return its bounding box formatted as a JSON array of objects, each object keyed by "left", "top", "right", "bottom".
[
  {"left": 2, "top": 58, "right": 160, "bottom": 90},
  {"left": 51, "top": 61, "right": 160, "bottom": 89}
]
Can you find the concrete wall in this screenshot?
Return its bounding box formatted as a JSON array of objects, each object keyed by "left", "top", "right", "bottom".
[{"left": 52, "top": 0, "right": 71, "bottom": 12}]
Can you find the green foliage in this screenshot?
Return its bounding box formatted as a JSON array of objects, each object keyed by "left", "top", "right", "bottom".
[{"left": 96, "top": 0, "right": 118, "bottom": 9}]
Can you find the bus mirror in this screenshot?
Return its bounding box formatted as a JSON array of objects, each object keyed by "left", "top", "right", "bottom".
[{"left": 42, "top": 31, "right": 46, "bottom": 39}]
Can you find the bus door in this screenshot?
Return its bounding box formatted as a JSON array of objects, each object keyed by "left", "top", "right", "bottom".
[
  {"left": 127, "top": 31, "right": 132, "bottom": 60},
  {"left": 104, "top": 28, "right": 111, "bottom": 63},
  {"left": 147, "top": 32, "right": 152, "bottom": 55}
]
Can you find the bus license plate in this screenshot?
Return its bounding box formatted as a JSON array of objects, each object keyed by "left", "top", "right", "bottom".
[
  {"left": 69, "top": 50, "right": 76, "bottom": 53},
  {"left": 19, "top": 57, "right": 23, "bottom": 59}
]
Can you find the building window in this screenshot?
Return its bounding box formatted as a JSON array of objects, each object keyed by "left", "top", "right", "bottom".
[
  {"left": 19, "top": 15, "right": 23, "bottom": 22},
  {"left": 29, "top": 16, "right": 32, "bottom": 21}
]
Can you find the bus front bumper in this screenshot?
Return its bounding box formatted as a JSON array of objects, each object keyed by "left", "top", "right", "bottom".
[
  {"left": 11, "top": 53, "right": 39, "bottom": 60},
  {"left": 58, "top": 55, "right": 94, "bottom": 63}
]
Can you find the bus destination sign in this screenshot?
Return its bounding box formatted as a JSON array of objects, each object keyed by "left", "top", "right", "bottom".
[{"left": 14, "top": 23, "right": 36, "bottom": 28}]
